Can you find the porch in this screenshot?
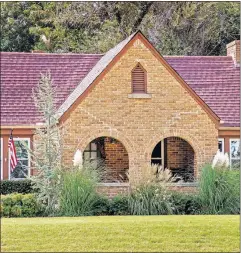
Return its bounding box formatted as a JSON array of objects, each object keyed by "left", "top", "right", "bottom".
[{"left": 83, "top": 136, "right": 196, "bottom": 185}]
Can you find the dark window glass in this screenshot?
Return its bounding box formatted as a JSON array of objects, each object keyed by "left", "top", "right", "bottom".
[{"left": 152, "top": 141, "right": 161, "bottom": 158}]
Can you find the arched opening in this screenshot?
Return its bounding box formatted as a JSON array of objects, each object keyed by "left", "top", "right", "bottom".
[
  {"left": 83, "top": 136, "right": 129, "bottom": 183},
  {"left": 151, "top": 137, "right": 195, "bottom": 182}
]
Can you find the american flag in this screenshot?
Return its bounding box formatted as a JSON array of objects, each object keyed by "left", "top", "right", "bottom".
[{"left": 8, "top": 130, "right": 18, "bottom": 172}]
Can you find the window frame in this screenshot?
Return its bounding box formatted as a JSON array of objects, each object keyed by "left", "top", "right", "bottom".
[
  {"left": 1, "top": 138, "right": 3, "bottom": 180},
  {"left": 131, "top": 63, "right": 147, "bottom": 94},
  {"left": 83, "top": 142, "right": 101, "bottom": 161},
  {"left": 229, "top": 138, "right": 240, "bottom": 169},
  {"left": 8, "top": 137, "right": 31, "bottom": 180},
  {"left": 218, "top": 138, "right": 224, "bottom": 153},
  {"left": 151, "top": 141, "right": 165, "bottom": 167}
]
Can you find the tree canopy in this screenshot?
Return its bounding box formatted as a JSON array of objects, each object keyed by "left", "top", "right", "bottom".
[{"left": 1, "top": 2, "right": 240, "bottom": 55}]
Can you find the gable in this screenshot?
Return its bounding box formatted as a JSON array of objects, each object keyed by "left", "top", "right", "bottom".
[{"left": 58, "top": 31, "right": 220, "bottom": 126}]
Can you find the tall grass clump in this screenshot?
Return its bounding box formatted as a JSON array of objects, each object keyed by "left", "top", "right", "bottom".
[
  {"left": 129, "top": 184, "right": 173, "bottom": 215},
  {"left": 199, "top": 164, "right": 240, "bottom": 214},
  {"left": 59, "top": 162, "right": 102, "bottom": 216},
  {"left": 128, "top": 164, "right": 177, "bottom": 215}
]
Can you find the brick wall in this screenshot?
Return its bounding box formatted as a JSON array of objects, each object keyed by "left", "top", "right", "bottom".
[
  {"left": 97, "top": 183, "right": 130, "bottom": 198},
  {"left": 166, "top": 137, "right": 194, "bottom": 181},
  {"left": 61, "top": 36, "right": 218, "bottom": 187},
  {"left": 104, "top": 137, "right": 129, "bottom": 182},
  {"left": 97, "top": 183, "right": 197, "bottom": 198},
  {"left": 227, "top": 40, "right": 240, "bottom": 65}
]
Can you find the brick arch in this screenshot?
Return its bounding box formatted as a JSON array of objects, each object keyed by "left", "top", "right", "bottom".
[
  {"left": 144, "top": 130, "right": 204, "bottom": 177},
  {"left": 76, "top": 129, "right": 135, "bottom": 157}
]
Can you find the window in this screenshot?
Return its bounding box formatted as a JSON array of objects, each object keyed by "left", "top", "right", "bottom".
[
  {"left": 151, "top": 141, "right": 164, "bottom": 166},
  {"left": 83, "top": 141, "right": 102, "bottom": 169},
  {"left": 83, "top": 142, "right": 101, "bottom": 160},
  {"left": 218, "top": 138, "right": 224, "bottom": 153},
  {"left": 0, "top": 138, "right": 3, "bottom": 180},
  {"left": 9, "top": 138, "right": 30, "bottom": 179},
  {"left": 131, "top": 63, "right": 146, "bottom": 93},
  {"left": 230, "top": 139, "right": 240, "bottom": 169}
]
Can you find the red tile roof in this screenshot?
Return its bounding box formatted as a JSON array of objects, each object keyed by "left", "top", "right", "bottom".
[
  {"left": 0, "top": 52, "right": 102, "bottom": 125},
  {"left": 165, "top": 56, "right": 240, "bottom": 127},
  {"left": 1, "top": 52, "right": 240, "bottom": 127}
]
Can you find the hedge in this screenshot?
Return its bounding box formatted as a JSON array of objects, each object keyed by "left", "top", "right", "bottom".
[
  {"left": 1, "top": 193, "right": 44, "bottom": 217},
  {"left": 0, "top": 180, "right": 34, "bottom": 195}
]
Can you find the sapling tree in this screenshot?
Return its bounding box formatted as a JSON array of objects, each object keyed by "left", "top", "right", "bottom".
[{"left": 30, "top": 72, "right": 64, "bottom": 213}]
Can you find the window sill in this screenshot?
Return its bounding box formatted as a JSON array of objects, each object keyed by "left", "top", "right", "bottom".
[{"left": 128, "top": 93, "right": 152, "bottom": 99}]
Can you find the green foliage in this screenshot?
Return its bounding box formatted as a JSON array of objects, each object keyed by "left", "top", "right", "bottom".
[
  {"left": 1, "top": 2, "right": 37, "bottom": 51},
  {"left": 1, "top": 193, "right": 44, "bottom": 217},
  {"left": 29, "top": 72, "right": 64, "bottom": 214},
  {"left": 171, "top": 192, "right": 201, "bottom": 215},
  {"left": 92, "top": 195, "right": 110, "bottom": 216},
  {"left": 109, "top": 195, "right": 129, "bottom": 215},
  {"left": 198, "top": 165, "right": 240, "bottom": 214},
  {"left": 0, "top": 179, "right": 34, "bottom": 195},
  {"left": 1, "top": 2, "right": 239, "bottom": 55},
  {"left": 128, "top": 184, "right": 173, "bottom": 215},
  {"left": 59, "top": 166, "right": 101, "bottom": 216}
]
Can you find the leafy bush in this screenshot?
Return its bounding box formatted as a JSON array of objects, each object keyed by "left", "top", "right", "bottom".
[
  {"left": 1, "top": 193, "right": 44, "bottom": 217},
  {"left": 92, "top": 195, "right": 110, "bottom": 216},
  {"left": 0, "top": 180, "right": 34, "bottom": 195},
  {"left": 59, "top": 166, "right": 101, "bottom": 216},
  {"left": 128, "top": 184, "right": 173, "bottom": 215},
  {"left": 199, "top": 165, "right": 240, "bottom": 214},
  {"left": 171, "top": 192, "right": 201, "bottom": 215},
  {"left": 109, "top": 195, "right": 129, "bottom": 215}
]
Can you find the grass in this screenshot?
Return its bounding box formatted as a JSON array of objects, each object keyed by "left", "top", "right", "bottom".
[{"left": 1, "top": 216, "right": 239, "bottom": 252}]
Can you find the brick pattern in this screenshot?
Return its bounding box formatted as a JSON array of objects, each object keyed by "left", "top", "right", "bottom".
[
  {"left": 61, "top": 38, "right": 219, "bottom": 187},
  {"left": 227, "top": 40, "right": 240, "bottom": 65},
  {"left": 104, "top": 138, "right": 129, "bottom": 182},
  {"left": 97, "top": 184, "right": 197, "bottom": 198},
  {"left": 166, "top": 137, "right": 194, "bottom": 179},
  {"left": 97, "top": 184, "right": 130, "bottom": 198}
]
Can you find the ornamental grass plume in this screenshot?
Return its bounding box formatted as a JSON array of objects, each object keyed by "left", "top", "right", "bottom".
[
  {"left": 212, "top": 150, "right": 229, "bottom": 169},
  {"left": 73, "top": 149, "right": 83, "bottom": 168}
]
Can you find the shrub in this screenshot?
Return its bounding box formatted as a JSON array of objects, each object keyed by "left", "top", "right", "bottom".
[
  {"left": 109, "top": 195, "right": 129, "bottom": 215},
  {"left": 128, "top": 184, "right": 173, "bottom": 215},
  {"left": 59, "top": 166, "right": 101, "bottom": 216},
  {"left": 92, "top": 195, "right": 110, "bottom": 216},
  {"left": 171, "top": 192, "right": 201, "bottom": 215},
  {"left": 0, "top": 180, "right": 34, "bottom": 195},
  {"left": 1, "top": 193, "right": 44, "bottom": 217},
  {"left": 199, "top": 165, "right": 240, "bottom": 214}
]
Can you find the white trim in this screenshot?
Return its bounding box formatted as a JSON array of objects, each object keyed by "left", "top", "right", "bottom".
[
  {"left": 8, "top": 137, "right": 31, "bottom": 180},
  {"left": 218, "top": 138, "right": 224, "bottom": 153},
  {"left": 229, "top": 138, "right": 240, "bottom": 168},
  {"left": 0, "top": 138, "right": 3, "bottom": 180},
  {"left": 219, "top": 127, "right": 240, "bottom": 130}
]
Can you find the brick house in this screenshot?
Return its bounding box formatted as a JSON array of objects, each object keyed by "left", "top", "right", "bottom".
[{"left": 1, "top": 32, "right": 240, "bottom": 195}]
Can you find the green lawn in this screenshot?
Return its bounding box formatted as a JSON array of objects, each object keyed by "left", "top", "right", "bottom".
[{"left": 1, "top": 215, "right": 239, "bottom": 252}]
